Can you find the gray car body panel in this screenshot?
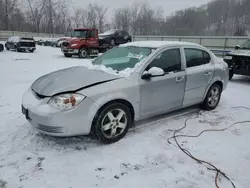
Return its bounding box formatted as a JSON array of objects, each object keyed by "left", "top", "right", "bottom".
[{"left": 22, "top": 41, "right": 229, "bottom": 136}]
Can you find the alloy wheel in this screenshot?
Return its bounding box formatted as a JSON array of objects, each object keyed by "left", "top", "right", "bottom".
[
  {"left": 101, "top": 109, "right": 128, "bottom": 138},
  {"left": 208, "top": 87, "right": 220, "bottom": 107}
]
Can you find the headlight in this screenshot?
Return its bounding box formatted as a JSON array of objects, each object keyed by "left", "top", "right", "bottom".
[
  {"left": 48, "top": 93, "right": 85, "bottom": 111},
  {"left": 224, "top": 56, "right": 232, "bottom": 60},
  {"left": 71, "top": 43, "right": 77, "bottom": 47}
]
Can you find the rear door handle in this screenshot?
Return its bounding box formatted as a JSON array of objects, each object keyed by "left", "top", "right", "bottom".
[
  {"left": 204, "top": 72, "right": 212, "bottom": 76},
  {"left": 176, "top": 76, "right": 184, "bottom": 82}
]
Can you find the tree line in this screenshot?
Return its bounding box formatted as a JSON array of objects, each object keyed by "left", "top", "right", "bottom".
[{"left": 0, "top": 0, "right": 249, "bottom": 36}]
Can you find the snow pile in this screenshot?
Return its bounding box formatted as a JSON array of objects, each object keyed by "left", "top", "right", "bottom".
[
  {"left": 0, "top": 46, "right": 250, "bottom": 188},
  {"left": 81, "top": 58, "right": 147, "bottom": 77}
]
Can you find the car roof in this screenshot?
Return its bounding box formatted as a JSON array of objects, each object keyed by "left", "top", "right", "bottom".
[
  {"left": 74, "top": 28, "right": 96, "bottom": 31},
  {"left": 121, "top": 41, "right": 202, "bottom": 48}
]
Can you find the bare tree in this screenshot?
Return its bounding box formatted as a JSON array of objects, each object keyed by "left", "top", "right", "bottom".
[
  {"left": 95, "top": 6, "right": 108, "bottom": 33},
  {"left": 72, "top": 8, "right": 82, "bottom": 28},
  {"left": 0, "top": 0, "right": 250, "bottom": 36},
  {"left": 1, "top": 0, "right": 18, "bottom": 30},
  {"left": 24, "top": 0, "right": 46, "bottom": 32}
]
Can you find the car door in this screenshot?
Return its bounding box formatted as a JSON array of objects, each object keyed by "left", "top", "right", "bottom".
[
  {"left": 139, "top": 48, "right": 186, "bottom": 117},
  {"left": 6, "top": 38, "right": 12, "bottom": 49},
  {"left": 183, "top": 48, "right": 214, "bottom": 106},
  {"left": 114, "top": 30, "right": 124, "bottom": 44},
  {"left": 87, "top": 30, "right": 99, "bottom": 49},
  {"left": 121, "top": 31, "right": 129, "bottom": 43}
]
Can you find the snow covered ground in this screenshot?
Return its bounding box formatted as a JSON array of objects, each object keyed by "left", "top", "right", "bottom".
[{"left": 0, "top": 45, "right": 250, "bottom": 188}]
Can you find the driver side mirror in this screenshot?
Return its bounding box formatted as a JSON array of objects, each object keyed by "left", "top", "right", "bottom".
[
  {"left": 142, "top": 67, "right": 165, "bottom": 80},
  {"left": 235, "top": 45, "right": 240, "bottom": 50}
]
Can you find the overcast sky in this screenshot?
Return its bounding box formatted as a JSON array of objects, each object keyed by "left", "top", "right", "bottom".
[{"left": 70, "top": 0, "right": 211, "bottom": 18}]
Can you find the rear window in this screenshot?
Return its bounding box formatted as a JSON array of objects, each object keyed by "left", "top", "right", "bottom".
[
  {"left": 21, "top": 38, "right": 34, "bottom": 41},
  {"left": 185, "top": 48, "right": 211, "bottom": 68}
]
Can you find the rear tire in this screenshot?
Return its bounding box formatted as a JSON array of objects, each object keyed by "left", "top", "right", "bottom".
[
  {"left": 0, "top": 44, "right": 3, "bottom": 52},
  {"left": 92, "top": 103, "right": 132, "bottom": 144},
  {"left": 229, "top": 69, "right": 234, "bottom": 80},
  {"left": 64, "top": 54, "right": 72, "bottom": 57},
  {"left": 202, "top": 84, "right": 222, "bottom": 111},
  {"left": 79, "top": 48, "right": 88, "bottom": 58},
  {"left": 15, "top": 46, "right": 21, "bottom": 52}
]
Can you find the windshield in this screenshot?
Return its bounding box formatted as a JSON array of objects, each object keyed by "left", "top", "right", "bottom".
[
  {"left": 240, "top": 39, "right": 250, "bottom": 49},
  {"left": 92, "top": 46, "right": 153, "bottom": 71},
  {"left": 71, "top": 30, "right": 88, "bottom": 38},
  {"left": 102, "top": 30, "right": 117, "bottom": 35}
]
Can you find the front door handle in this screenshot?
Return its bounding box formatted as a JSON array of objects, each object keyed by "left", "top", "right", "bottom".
[{"left": 176, "top": 76, "right": 184, "bottom": 82}]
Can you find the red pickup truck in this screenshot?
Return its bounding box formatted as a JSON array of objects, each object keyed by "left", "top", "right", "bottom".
[{"left": 61, "top": 28, "right": 110, "bottom": 58}]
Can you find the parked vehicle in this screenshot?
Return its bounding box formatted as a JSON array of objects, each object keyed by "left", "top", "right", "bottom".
[
  {"left": 98, "top": 29, "right": 132, "bottom": 46},
  {"left": 61, "top": 28, "right": 130, "bottom": 58},
  {"left": 0, "top": 44, "right": 3, "bottom": 52},
  {"left": 38, "top": 39, "right": 55, "bottom": 46},
  {"left": 51, "top": 37, "right": 71, "bottom": 47},
  {"left": 22, "top": 41, "right": 229, "bottom": 144},
  {"left": 61, "top": 28, "right": 100, "bottom": 58},
  {"left": 5, "top": 36, "right": 36, "bottom": 52},
  {"left": 37, "top": 39, "right": 45, "bottom": 46},
  {"left": 224, "top": 38, "right": 250, "bottom": 80}
]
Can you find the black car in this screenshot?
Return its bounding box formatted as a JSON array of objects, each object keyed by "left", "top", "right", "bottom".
[
  {"left": 5, "top": 36, "right": 36, "bottom": 52},
  {"left": 98, "top": 29, "right": 132, "bottom": 47},
  {"left": 0, "top": 43, "right": 3, "bottom": 52},
  {"left": 223, "top": 38, "right": 250, "bottom": 80}
]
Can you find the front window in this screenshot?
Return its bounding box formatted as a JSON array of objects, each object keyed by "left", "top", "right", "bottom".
[
  {"left": 71, "top": 30, "right": 88, "bottom": 38},
  {"left": 146, "top": 48, "right": 182, "bottom": 73},
  {"left": 92, "top": 46, "right": 153, "bottom": 71},
  {"left": 240, "top": 40, "right": 250, "bottom": 49}
]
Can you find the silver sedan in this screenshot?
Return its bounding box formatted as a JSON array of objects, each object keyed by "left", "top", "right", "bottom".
[{"left": 22, "top": 41, "right": 229, "bottom": 143}]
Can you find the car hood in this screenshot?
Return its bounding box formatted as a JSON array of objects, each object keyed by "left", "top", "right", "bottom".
[
  {"left": 98, "top": 34, "right": 111, "bottom": 38},
  {"left": 31, "top": 66, "right": 121, "bottom": 97},
  {"left": 227, "top": 50, "right": 250, "bottom": 57},
  {"left": 65, "top": 38, "right": 85, "bottom": 43}
]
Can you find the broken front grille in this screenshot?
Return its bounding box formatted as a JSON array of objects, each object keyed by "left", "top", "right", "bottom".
[
  {"left": 62, "top": 42, "right": 70, "bottom": 47},
  {"left": 232, "top": 56, "right": 250, "bottom": 70}
]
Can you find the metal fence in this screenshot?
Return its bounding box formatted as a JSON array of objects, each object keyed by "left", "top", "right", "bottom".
[
  {"left": 0, "top": 30, "right": 63, "bottom": 41},
  {"left": 133, "top": 36, "right": 248, "bottom": 49},
  {"left": 133, "top": 36, "right": 249, "bottom": 56},
  {"left": 1, "top": 30, "right": 249, "bottom": 56}
]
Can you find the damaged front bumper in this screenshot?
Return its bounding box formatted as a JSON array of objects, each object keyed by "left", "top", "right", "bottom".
[{"left": 61, "top": 48, "right": 79, "bottom": 54}]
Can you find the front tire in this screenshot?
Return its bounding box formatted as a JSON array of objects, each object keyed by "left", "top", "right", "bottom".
[
  {"left": 110, "top": 39, "right": 115, "bottom": 47},
  {"left": 79, "top": 48, "right": 88, "bottom": 58},
  {"left": 64, "top": 53, "right": 72, "bottom": 57},
  {"left": 202, "top": 84, "right": 222, "bottom": 111},
  {"left": 92, "top": 103, "right": 132, "bottom": 144}
]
